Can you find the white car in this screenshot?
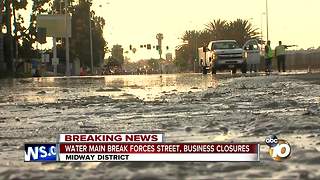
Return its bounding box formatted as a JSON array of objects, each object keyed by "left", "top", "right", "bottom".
[{"left": 199, "top": 39, "right": 260, "bottom": 74}]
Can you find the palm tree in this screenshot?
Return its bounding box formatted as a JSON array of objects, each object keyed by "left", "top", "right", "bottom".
[
  {"left": 182, "top": 30, "right": 199, "bottom": 42},
  {"left": 182, "top": 30, "right": 201, "bottom": 59},
  {"left": 176, "top": 19, "right": 260, "bottom": 72},
  {"left": 228, "top": 19, "right": 260, "bottom": 46},
  {"left": 182, "top": 30, "right": 211, "bottom": 51},
  {"left": 205, "top": 19, "right": 260, "bottom": 46},
  {"left": 198, "top": 30, "right": 211, "bottom": 47},
  {"left": 205, "top": 19, "right": 228, "bottom": 40}
]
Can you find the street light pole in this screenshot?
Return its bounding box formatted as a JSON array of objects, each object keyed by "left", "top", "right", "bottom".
[
  {"left": 4, "top": 0, "right": 14, "bottom": 73},
  {"left": 156, "top": 33, "right": 163, "bottom": 74},
  {"left": 194, "top": 37, "right": 197, "bottom": 73},
  {"left": 260, "top": 13, "right": 263, "bottom": 41},
  {"left": 89, "top": 9, "right": 94, "bottom": 75},
  {"left": 266, "top": 0, "right": 269, "bottom": 42},
  {"left": 12, "top": 0, "right": 18, "bottom": 62},
  {"left": 65, "top": 0, "right": 70, "bottom": 76},
  {"left": 261, "top": 12, "right": 265, "bottom": 47},
  {"left": 52, "top": 6, "right": 58, "bottom": 76}
]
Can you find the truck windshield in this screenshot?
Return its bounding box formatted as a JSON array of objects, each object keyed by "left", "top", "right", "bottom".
[{"left": 212, "top": 42, "right": 239, "bottom": 50}]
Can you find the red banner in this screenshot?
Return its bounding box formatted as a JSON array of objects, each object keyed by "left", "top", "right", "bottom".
[{"left": 59, "top": 143, "right": 258, "bottom": 154}]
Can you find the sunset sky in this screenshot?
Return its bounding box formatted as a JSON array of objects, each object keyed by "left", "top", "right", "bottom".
[{"left": 23, "top": 0, "right": 320, "bottom": 60}]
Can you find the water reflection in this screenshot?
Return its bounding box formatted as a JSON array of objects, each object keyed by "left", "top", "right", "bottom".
[{"left": 0, "top": 74, "right": 220, "bottom": 104}]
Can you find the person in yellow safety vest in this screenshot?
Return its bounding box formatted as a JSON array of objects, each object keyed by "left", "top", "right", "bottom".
[
  {"left": 264, "top": 40, "right": 273, "bottom": 74},
  {"left": 275, "top": 41, "right": 295, "bottom": 72}
]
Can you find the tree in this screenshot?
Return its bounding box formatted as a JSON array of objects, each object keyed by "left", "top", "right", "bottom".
[
  {"left": 148, "top": 58, "right": 161, "bottom": 71},
  {"left": 205, "top": 19, "right": 259, "bottom": 46},
  {"left": 2, "top": 0, "right": 32, "bottom": 72},
  {"left": 174, "top": 44, "right": 191, "bottom": 72},
  {"left": 227, "top": 19, "right": 260, "bottom": 46},
  {"left": 1, "top": 0, "right": 107, "bottom": 75},
  {"left": 175, "top": 30, "right": 211, "bottom": 72},
  {"left": 205, "top": 19, "right": 228, "bottom": 40},
  {"left": 70, "top": 0, "right": 107, "bottom": 68},
  {"left": 27, "top": 0, "right": 51, "bottom": 45},
  {"left": 106, "top": 56, "right": 122, "bottom": 67},
  {"left": 175, "top": 19, "right": 260, "bottom": 72},
  {"left": 110, "top": 45, "right": 124, "bottom": 66},
  {"left": 12, "top": 0, "right": 52, "bottom": 61},
  {"left": 91, "top": 15, "right": 107, "bottom": 66}
]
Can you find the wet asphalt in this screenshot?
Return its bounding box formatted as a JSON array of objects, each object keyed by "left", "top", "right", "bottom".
[{"left": 0, "top": 72, "right": 319, "bottom": 179}]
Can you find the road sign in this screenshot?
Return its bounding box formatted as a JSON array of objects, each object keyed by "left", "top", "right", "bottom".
[
  {"left": 37, "top": 15, "right": 72, "bottom": 38},
  {"left": 41, "top": 54, "right": 50, "bottom": 63},
  {"left": 52, "top": 58, "right": 59, "bottom": 66}
]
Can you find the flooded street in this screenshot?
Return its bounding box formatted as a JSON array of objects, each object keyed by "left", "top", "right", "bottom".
[{"left": 0, "top": 73, "right": 320, "bottom": 179}]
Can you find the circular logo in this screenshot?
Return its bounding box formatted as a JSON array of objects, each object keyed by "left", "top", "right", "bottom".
[
  {"left": 267, "top": 138, "right": 291, "bottom": 161},
  {"left": 265, "top": 135, "right": 278, "bottom": 147}
]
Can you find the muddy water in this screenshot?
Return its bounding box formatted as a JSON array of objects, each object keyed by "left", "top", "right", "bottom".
[{"left": 0, "top": 73, "right": 319, "bottom": 179}]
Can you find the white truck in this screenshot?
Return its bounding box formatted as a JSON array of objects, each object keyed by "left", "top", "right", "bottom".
[{"left": 198, "top": 39, "right": 260, "bottom": 74}]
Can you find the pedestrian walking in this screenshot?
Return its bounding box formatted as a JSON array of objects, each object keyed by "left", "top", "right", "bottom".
[{"left": 264, "top": 41, "right": 273, "bottom": 74}]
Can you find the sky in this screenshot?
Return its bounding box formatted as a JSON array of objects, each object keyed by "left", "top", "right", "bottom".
[{"left": 22, "top": 0, "right": 320, "bottom": 61}]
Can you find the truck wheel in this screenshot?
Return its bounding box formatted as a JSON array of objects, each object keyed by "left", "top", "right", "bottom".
[
  {"left": 202, "top": 67, "right": 208, "bottom": 75},
  {"left": 212, "top": 66, "right": 217, "bottom": 74},
  {"left": 231, "top": 68, "right": 237, "bottom": 74},
  {"left": 241, "top": 63, "right": 247, "bottom": 74}
]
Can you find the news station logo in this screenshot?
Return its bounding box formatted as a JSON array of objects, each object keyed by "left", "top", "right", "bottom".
[
  {"left": 265, "top": 135, "right": 291, "bottom": 161},
  {"left": 24, "top": 144, "right": 57, "bottom": 162}
]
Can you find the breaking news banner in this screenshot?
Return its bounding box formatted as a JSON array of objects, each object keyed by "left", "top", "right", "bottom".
[
  {"left": 58, "top": 133, "right": 164, "bottom": 143},
  {"left": 24, "top": 143, "right": 57, "bottom": 162},
  {"left": 58, "top": 143, "right": 259, "bottom": 162},
  {"left": 25, "top": 134, "right": 260, "bottom": 162}
]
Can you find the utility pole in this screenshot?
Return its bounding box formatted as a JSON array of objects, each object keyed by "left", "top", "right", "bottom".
[
  {"left": 12, "top": 0, "right": 18, "bottom": 61},
  {"left": 156, "top": 33, "right": 163, "bottom": 59},
  {"left": 261, "top": 12, "right": 266, "bottom": 48},
  {"left": 194, "top": 37, "right": 197, "bottom": 73},
  {"left": 65, "top": 0, "right": 70, "bottom": 76},
  {"left": 266, "top": 0, "right": 269, "bottom": 42},
  {"left": 156, "top": 33, "right": 163, "bottom": 74},
  {"left": 89, "top": 7, "right": 94, "bottom": 75},
  {"left": 52, "top": 3, "right": 58, "bottom": 76},
  {"left": 5, "top": 0, "right": 13, "bottom": 73}
]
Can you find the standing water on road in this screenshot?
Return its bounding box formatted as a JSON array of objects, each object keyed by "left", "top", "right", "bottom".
[{"left": 0, "top": 73, "right": 320, "bottom": 179}]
